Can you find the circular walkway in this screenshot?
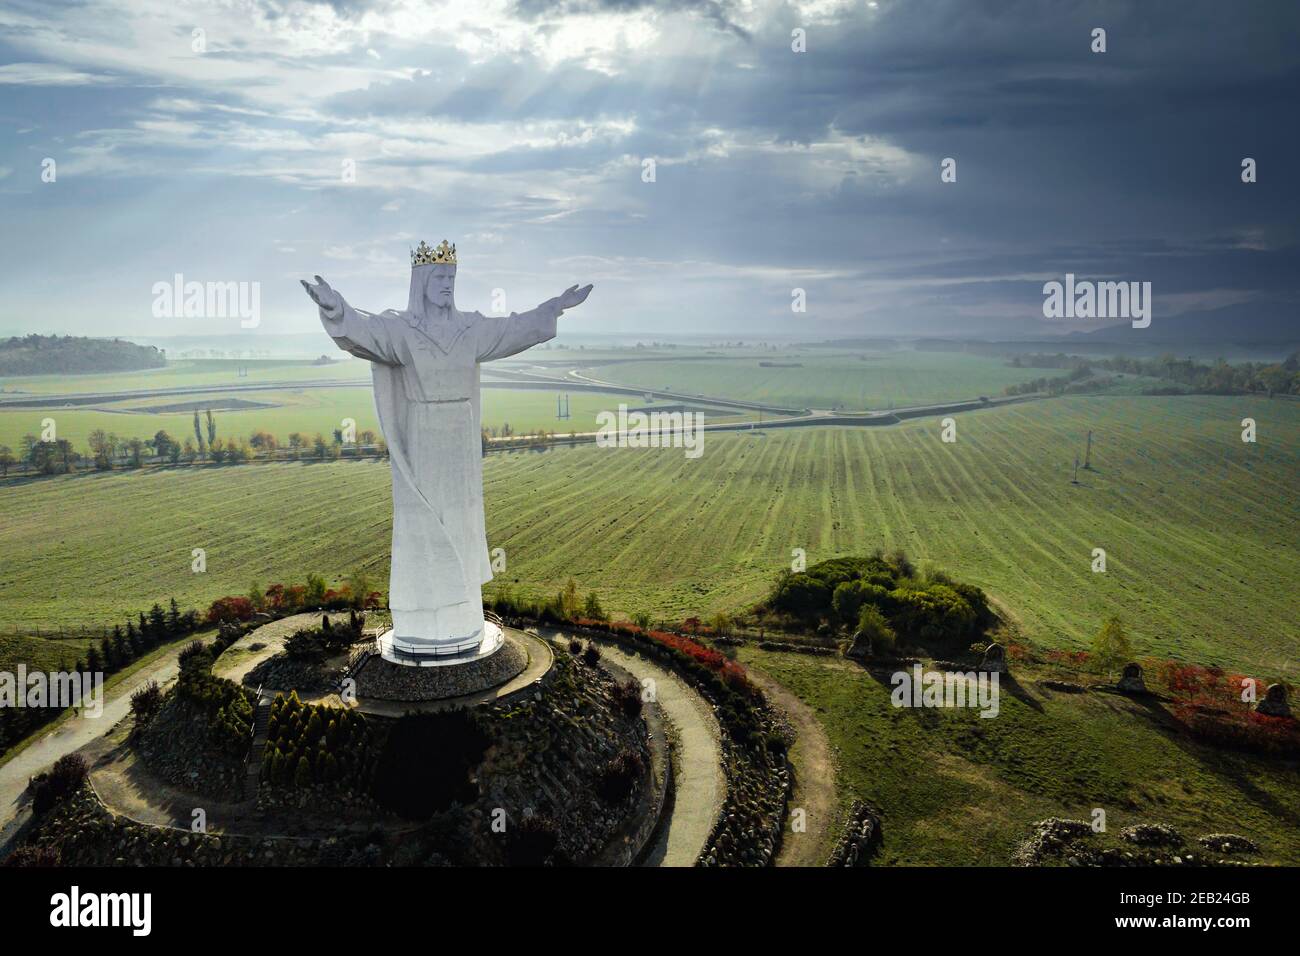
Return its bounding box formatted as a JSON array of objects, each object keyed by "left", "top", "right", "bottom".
[{"left": 549, "top": 628, "right": 725, "bottom": 867}]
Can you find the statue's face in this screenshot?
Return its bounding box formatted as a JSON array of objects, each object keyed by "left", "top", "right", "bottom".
[{"left": 423, "top": 264, "right": 456, "bottom": 310}]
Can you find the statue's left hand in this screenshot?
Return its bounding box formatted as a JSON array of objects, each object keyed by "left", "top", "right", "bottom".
[{"left": 555, "top": 283, "right": 593, "bottom": 312}]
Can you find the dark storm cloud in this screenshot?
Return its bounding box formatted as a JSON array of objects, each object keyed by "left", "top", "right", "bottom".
[{"left": 4, "top": 0, "right": 1297, "bottom": 336}]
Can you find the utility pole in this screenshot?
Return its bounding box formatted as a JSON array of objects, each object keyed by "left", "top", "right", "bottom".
[
  {"left": 1084, "top": 430, "right": 1093, "bottom": 470},
  {"left": 1072, "top": 455, "right": 1080, "bottom": 485}
]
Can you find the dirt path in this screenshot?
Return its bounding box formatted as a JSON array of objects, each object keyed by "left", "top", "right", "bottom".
[
  {"left": 85, "top": 720, "right": 249, "bottom": 831},
  {"left": 747, "top": 665, "right": 839, "bottom": 867},
  {"left": 554, "top": 629, "right": 725, "bottom": 867}
]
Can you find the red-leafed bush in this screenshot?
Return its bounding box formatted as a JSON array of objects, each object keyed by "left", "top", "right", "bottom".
[
  {"left": 1045, "top": 648, "right": 1089, "bottom": 666},
  {"left": 206, "top": 595, "right": 254, "bottom": 624},
  {"left": 1152, "top": 659, "right": 1297, "bottom": 755},
  {"left": 646, "top": 629, "right": 752, "bottom": 692}
]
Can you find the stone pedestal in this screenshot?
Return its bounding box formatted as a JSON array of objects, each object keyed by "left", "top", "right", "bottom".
[{"left": 355, "top": 627, "right": 532, "bottom": 705}]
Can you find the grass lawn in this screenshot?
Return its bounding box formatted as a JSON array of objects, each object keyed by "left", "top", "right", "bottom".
[{"left": 739, "top": 647, "right": 1300, "bottom": 865}]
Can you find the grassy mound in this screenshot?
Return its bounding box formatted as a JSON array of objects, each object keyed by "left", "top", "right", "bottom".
[{"left": 738, "top": 646, "right": 1300, "bottom": 866}]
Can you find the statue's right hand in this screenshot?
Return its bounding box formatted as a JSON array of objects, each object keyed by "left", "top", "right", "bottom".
[{"left": 301, "top": 275, "right": 344, "bottom": 320}]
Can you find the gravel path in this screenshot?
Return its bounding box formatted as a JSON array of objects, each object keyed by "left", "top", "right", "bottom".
[{"left": 554, "top": 629, "right": 725, "bottom": 867}]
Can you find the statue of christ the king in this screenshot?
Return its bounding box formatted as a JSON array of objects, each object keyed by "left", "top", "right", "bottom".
[{"left": 301, "top": 240, "right": 592, "bottom": 666}]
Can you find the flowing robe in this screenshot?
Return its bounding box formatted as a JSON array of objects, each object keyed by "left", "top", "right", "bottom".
[{"left": 320, "top": 291, "right": 559, "bottom": 654}]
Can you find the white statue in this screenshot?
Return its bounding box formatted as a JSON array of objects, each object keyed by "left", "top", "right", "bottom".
[{"left": 302, "top": 240, "right": 592, "bottom": 665}]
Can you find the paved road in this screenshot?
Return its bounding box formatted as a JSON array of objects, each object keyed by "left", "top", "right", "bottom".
[{"left": 0, "top": 638, "right": 208, "bottom": 852}]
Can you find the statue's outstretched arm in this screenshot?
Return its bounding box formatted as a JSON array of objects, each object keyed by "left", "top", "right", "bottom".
[
  {"left": 477, "top": 283, "right": 593, "bottom": 363},
  {"left": 301, "top": 275, "right": 400, "bottom": 366}
]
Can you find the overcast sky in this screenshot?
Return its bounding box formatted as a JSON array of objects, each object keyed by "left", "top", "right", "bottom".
[{"left": 0, "top": 0, "right": 1296, "bottom": 340}]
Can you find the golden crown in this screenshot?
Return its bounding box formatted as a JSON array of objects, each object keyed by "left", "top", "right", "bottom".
[{"left": 411, "top": 239, "right": 456, "bottom": 267}]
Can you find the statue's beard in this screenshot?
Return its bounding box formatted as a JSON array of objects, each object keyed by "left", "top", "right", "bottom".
[
  {"left": 424, "top": 295, "right": 454, "bottom": 316},
  {"left": 407, "top": 268, "right": 455, "bottom": 319}
]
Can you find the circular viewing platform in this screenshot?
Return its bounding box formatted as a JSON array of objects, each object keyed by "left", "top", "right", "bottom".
[{"left": 351, "top": 625, "right": 553, "bottom": 713}]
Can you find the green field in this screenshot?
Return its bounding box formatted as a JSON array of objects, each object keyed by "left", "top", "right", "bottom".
[
  {"left": 583, "top": 350, "right": 1070, "bottom": 410},
  {"left": 1, "top": 395, "right": 1293, "bottom": 676},
  {"left": 0, "top": 358, "right": 367, "bottom": 395},
  {"left": 0, "top": 386, "right": 726, "bottom": 450},
  {"left": 739, "top": 647, "right": 1300, "bottom": 865}
]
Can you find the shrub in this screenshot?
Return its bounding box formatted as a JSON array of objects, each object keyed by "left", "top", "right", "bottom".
[
  {"left": 206, "top": 596, "right": 254, "bottom": 624},
  {"left": 887, "top": 584, "right": 976, "bottom": 643},
  {"left": 596, "top": 748, "right": 645, "bottom": 804},
  {"left": 32, "top": 753, "right": 89, "bottom": 814},
  {"left": 567, "top": 638, "right": 583, "bottom": 656},
  {"left": 611, "top": 679, "right": 644, "bottom": 719},
  {"left": 178, "top": 639, "right": 212, "bottom": 675},
  {"left": 832, "top": 579, "right": 884, "bottom": 627},
  {"left": 855, "top": 605, "right": 896, "bottom": 655},
  {"left": 582, "top": 643, "right": 602, "bottom": 666},
  {"left": 50, "top": 753, "right": 89, "bottom": 794},
  {"left": 176, "top": 671, "right": 254, "bottom": 755},
  {"left": 305, "top": 572, "right": 328, "bottom": 606},
  {"left": 631, "top": 611, "right": 653, "bottom": 631},
  {"left": 582, "top": 591, "right": 608, "bottom": 621},
  {"left": 130, "top": 680, "right": 163, "bottom": 724},
  {"left": 2, "top": 845, "right": 61, "bottom": 867},
  {"left": 885, "top": 549, "right": 915, "bottom": 578},
  {"left": 285, "top": 629, "right": 326, "bottom": 660}
]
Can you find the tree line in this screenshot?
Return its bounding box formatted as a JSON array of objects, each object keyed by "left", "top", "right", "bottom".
[
  {"left": 1007, "top": 351, "right": 1300, "bottom": 396},
  {"left": 1, "top": 411, "right": 389, "bottom": 477},
  {"left": 0, "top": 599, "right": 201, "bottom": 755},
  {"left": 0, "top": 334, "right": 165, "bottom": 376}
]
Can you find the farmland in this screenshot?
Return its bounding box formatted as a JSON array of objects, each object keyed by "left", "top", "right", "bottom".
[
  {"left": 580, "top": 350, "right": 1071, "bottom": 410},
  {"left": 1, "top": 395, "right": 1294, "bottom": 677},
  {"left": 0, "top": 357, "right": 367, "bottom": 395}
]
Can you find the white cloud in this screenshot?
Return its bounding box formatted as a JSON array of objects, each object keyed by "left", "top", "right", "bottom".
[{"left": 0, "top": 62, "right": 116, "bottom": 85}]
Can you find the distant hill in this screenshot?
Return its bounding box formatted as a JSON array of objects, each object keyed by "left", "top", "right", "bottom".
[
  {"left": 0, "top": 334, "right": 166, "bottom": 376},
  {"left": 1073, "top": 300, "right": 1298, "bottom": 347}
]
